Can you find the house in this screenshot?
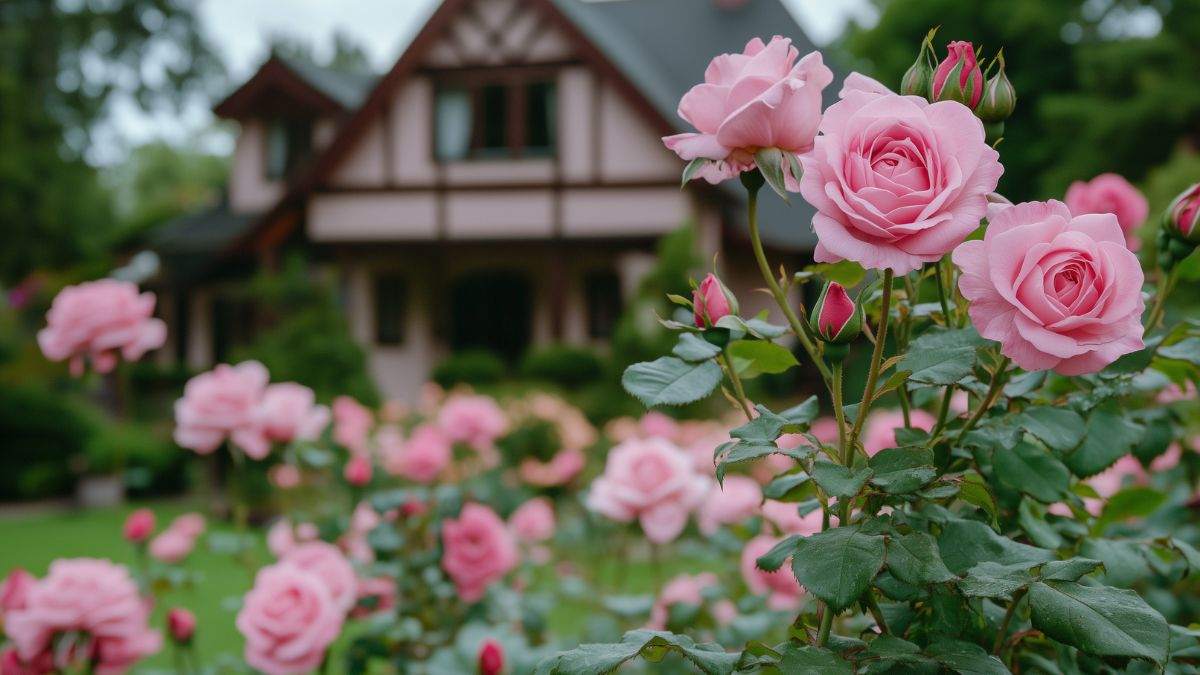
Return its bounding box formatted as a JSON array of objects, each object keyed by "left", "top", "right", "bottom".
[{"left": 150, "top": 0, "right": 830, "bottom": 400}]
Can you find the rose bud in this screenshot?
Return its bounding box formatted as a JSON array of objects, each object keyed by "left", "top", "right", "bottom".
[
  {"left": 123, "top": 508, "right": 156, "bottom": 544},
  {"left": 167, "top": 607, "right": 196, "bottom": 644},
  {"left": 692, "top": 273, "right": 738, "bottom": 328},
  {"left": 932, "top": 41, "right": 984, "bottom": 109},
  {"left": 1166, "top": 182, "right": 1200, "bottom": 244},
  {"left": 478, "top": 639, "right": 504, "bottom": 675},
  {"left": 809, "top": 282, "right": 862, "bottom": 346},
  {"left": 976, "top": 55, "right": 1016, "bottom": 123},
  {"left": 343, "top": 454, "right": 373, "bottom": 487},
  {"left": 900, "top": 42, "right": 934, "bottom": 99}
]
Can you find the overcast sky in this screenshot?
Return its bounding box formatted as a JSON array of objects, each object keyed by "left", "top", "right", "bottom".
[{"left": 92, "top": 0, "right": 876, "bottom": 164}]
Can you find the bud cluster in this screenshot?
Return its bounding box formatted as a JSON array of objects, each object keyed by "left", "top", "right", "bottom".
[{"left": 901, "top": 29, "right": 1015, "bottom": 142}]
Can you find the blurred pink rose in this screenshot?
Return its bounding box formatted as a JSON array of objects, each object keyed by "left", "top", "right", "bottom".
[
  {"left": 478, "top": 639, "right": 505, "bottom": 675},
  {"left": 148, "top": 530, "right": 194, "bottom": 564},
  {"left": 664, "top": 36, "right": 832, "bottom": 185},
  {"left": 1, "top": 647, "right": 52, "bottom": 675},
  {"left": 122, "top": 509, "right": 155, "bottom": 544},
  {"left": 343, "top": 454, "right": 373, "bottom": 487},
  {"left": 712, "top": 599, "right": 739, "bottom": 627},
  {"left": 0, "top": 569, "right": 34, "bottom": 616},
  {"left": 169, "top": 513, "right": 206, "bottom": 539},
  {"left": 1158, "top": 381, "right": 1197, "bottom": 404},
  {"left": 741, "top": 535, "right": 804, "bottom": 610},
  {"left": 266, "top": 519, "right": 320, "bottom": 558},
  {"left": 256, "top": 383, "right": 329, "bottom": 444},
  {"left": 173, "top": 361, "right": 270, "bottom": 459},
  {"left": 269, "top": 463, "right": 303, "bottom": 489},
  {"left": 800, "top": 73, "right": 1003, "bottom": 273},
  {"left": 381, "top": 424, "right": 450, "bottom": 484},
  {"left": 647, "top": 572, "right": 718, "bottom": 630},
  {"left": 761, "top": 500, "right": 827, "bottom": 536},
  {"left": 953, "top": 200, "right": 1145, "bottom": 375},
  {"left": 509, "top": 497, "right": 556, "bottom": 544},
  {"left": 863, "top": 409, "right": 935, "bottom": 456},
  {"left": 37, "top": 279, "right": 166, "bottom": 377},
  {"left": 280, "top": 542, "right": 357, "bottom": 614},
  {"left": 332, "top": 396, "right": 373, "bottom": 454},
  {"left": 698, "top": 475, "right": 762, "bottom": 535},
  {"left": 237, "top": 563, "right": 343, "bottom": 675},
  {"left": 639, "top": 411, "right": 681, "bottom": 441},
  {"left": 1064, "top": 173, "right": 1149, "bottom": 250},
  {"left": 4, "top": 559, "right": 161, "bottom": 673},
  {"left": 519, "top": 448, "right": 586, "bottom": 487},
  {"left": 437, "top": 394, "right": 508, "bottom": 455},
  {"left": 586, "top": 438, "right": 709, "bottom": 544},
  {"left": 351, "top": 576, "right": 397, "bottom": 619},
  {"left": 441, "top": 503, "right": 518, "bottom": 603},
  {"left": 166, "top": 608, "right": 195, "bottom": 644}
]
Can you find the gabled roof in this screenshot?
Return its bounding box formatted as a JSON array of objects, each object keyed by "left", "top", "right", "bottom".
[
  {"left": 150, "top": 200, "right": 257, "bottom": 281},
  {"left": 213, "top": 56, "right": 376, "bottom": 119},
  {"left": 228, "top": 0, "right": 835, "bottom": 255}
]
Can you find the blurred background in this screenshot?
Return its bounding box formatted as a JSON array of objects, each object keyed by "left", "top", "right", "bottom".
[{"left": 1, "top": 0, "right": 1198, "bottom": 505}]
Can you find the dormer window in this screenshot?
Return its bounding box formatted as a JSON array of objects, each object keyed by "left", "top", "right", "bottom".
[
  {"left": 434, "top": 76, "right": 557, "bottom": 161},
  {"left": 265, "top": 117, "right": 313, "bottom": 180}
]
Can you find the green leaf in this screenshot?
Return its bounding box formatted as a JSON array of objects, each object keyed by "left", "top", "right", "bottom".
[
  {"left": 714, "top": 441, "right": 777, "bottom": 483},
  {"left": 601, "top": 595, "right": 655, "bottom": 617},
  {"left": 755, "top": 535, "right": 801, "bottom": 572},
  {"left": 730, "top": 407, "right": 788, "bottom": 442},
  {"left": 811, "top": 460, "right": 873, "bottom": 498},
  {"left": 534, "top": 630, "right": 740, "bottom": 675},
  {"left": 925, "top": 638, "right": 1010, "bottom": 675},
  {"left": 868, "top": 447, "right": 937, "bottom": 494},
  {"left": 1080, "top": 539, "right": 1151, "bottom": 587},
  {"left": 742, "top": 317, "right": 788, "bottom": 339},
  {"left": 1040, "top": 558, "right": 1104, "bottom": 582},
  {"left": 1016, "top": 407, "right": 1086, "bottom": 451},
  {"left": 672, "top": 333, "right": 721, "bottom": 362},
  {"left": 1065, "top": 402, "right": 1144, "bottom": 477},
  {"left": 1168, "top": 537, "right": 1200, "bottom": 577},
  {"left": 726, "top": 340, "right": 798, "bottom": 378},
  {"left": 993, "top": 441, "right": 1070, "bottom": 503},
  {"left": 776, "top": 644, "right": 853, "bottom": 674},
  {"left": 1017, "top": 499, "right": 1064, "bottom": 549},
  {"left": 936, "top": 518, "right": 1054, "bottom": 575},
  {"left": 791, "top": 525, "right": 886, "bottom": 612},
  {"left": 622, "top": 357, "right": 723, "bottom": 407},
  {"left": 1158, "top": 337, "right": 1200, "bottom": 365},
  {"left": 959, "top": 562, "right": 1034, "bottom": 600},
  {"left": 680, "top": 158, "right": 709, "bottom": 187},
  {"left": 762, "top": 472, "right": 810, "bottom": 501},
  {"left": 1095, "top": 487, "right": 1165, "bottom": 532},
  {"left": 900, "top": 327, "right": 986, "bottom": 385},
  {"left": 1028, "top": 580, "right": 1169, "bottom": 665},
  {"left": 958, "top": 472, "right": 999, "bottom": 526},
  {"left": 779, "top": 396, "right": 820, "bottom": 426},
  {"left": 754, "top": 148, "right": 789, "bottom": 201},
  {"left": 806, "top": 260, "right": 867, "bottom": 287},
  {"left": 887, "top": 532, "right": 956, "bottom": 585},
  {"left": 1131, "top": 412, "right": 1175, "bottom": 465}
]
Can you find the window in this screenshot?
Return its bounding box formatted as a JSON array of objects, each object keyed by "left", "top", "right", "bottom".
[
  {"left": 433, "top": 78, "right": 557, "bottom": 160},
  {"left": 374, "top": 274, "right": 407, "bottom": 345},
  {"left": 264, "top": 118, "right": 313, "bottom": 180},
  {"left": 584, "top": 271, "right": 623, "bottom": 340}
]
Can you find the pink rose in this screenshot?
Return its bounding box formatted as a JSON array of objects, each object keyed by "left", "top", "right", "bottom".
[
  {"left": 173, "top": 361, "right": 270, "bottom": 459},
  {"left": 953, "top": 200, "right": 1145, "bottom": 375},
  {"left": 332, "top": 396, "right": 373, "bottom": 453},
  {"left": 664, "top": 37, "right": 833, "bottom": 185},
  {"left": 381, "top": 424, "right": 450, "bottom": 484},
  {"left": 698, "top": 475, "right": 763, "bottom": 535},
  {"left": 256, "top": 383, "right": 330, "bottom": 444},
  {"left": 932, "top": 41, "right": 984, "bottom": 108},
  {"left": 639, "top": 411, "right": 681, "bottom": 441},
  {"left": 280, "top": 542, "right": 357, "bottom": 613},
  {"left": 761, "top": 500, "right": 826, "bottom": 536},
  {"left": 1158, "top": 380, "right": 1197, "bottom": 404},
  {"left": 169, "top": 513, "right": 206, "bottom": 539},
  {"left": 518, "top": 448, "right": 585, "bottom": 487},
  {"left": 647, "top": 573, "right": 718, "bottom": 630},
  {"left": 740, "top": 535, "right": 804, "bottom": 610},
  {"left": 37, "top": 279, "right": 166, "bottom": 377},
  {"left": 351, "top": 576, "right": 397, "bottom": 619},
  {"left": 343, "top": 454, "right": 373, "bottom": 487},
  {"left": 148, "top": 529, "right": 195, "bottom": 564},
  {"left": 441, "top": 503, "right": 518, "bottom": 603},
  {"left": 269, "top": 463, "right": 303, "bottom": 489},
  {"left": 478, "top": 639, "right": 505, "bottom": 675},
  {"left": 122, "top": 509, "right": 155, "bottom": 544},
  {"left": 1, "top": 647, "right": 52, "bottom": 675},
  {"left": 437, "top": 394, "right": 508, "bottom": 454},
  {"left": 693, "top": 273, "right": 735, "bottom": 327},
  {"left": 1168, "top": 183, "right": 1200, "bottom": 239},
  {"left": 1064, "top": 173, "right": 1149, "bottom": 250},
  {"left": 237, "top": 563, "right": 343, "bottom": 675},
  {"left": 266, "top": 519, "right": 319, "bottom": 558},
  {"left": 586, "top": 438, "right": 709, "bottom": 544},
  {"left": 4, "top": 559, "right": 160, "bottom": 672},
  {"left": 863, "top": 409, "right": 936, "bottom": 457},
  {"left": 166, "top": 608, "right": 195, "bottom": 644},
  {"left": 800, "top": 73, "right": 1003, "bottom": 273},
  {"left": 509, "top": 497, "right": 556, "bottom": 544},
  {"left": 0, "top": 569, "right": 34, "bottom": 616}
]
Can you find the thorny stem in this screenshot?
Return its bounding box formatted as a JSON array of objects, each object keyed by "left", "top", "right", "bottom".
[
  {"left": 744, "top": 180, "right": 833, "bottom": 387},
  {"left": 718, "top": 354, "right": 755, "bottom": 420},
  {"left": 956, "top": 356, "right": 1012, "bottom": 443},
  {"left": 848, "top": 269, "right": 896, "bottom": 453},
  {"left": 935, "top": 258, "right": 952, "bottom": 324},
  {"left": 993, "top": 587, "right": 1027, "bottom": 656},
  {"left": 864, "top": 592, "right": 890, "bottom": 635},
  {"left": 1146, "top": 267, "right": 1178, "bottom": 331},
  {"left": 817, "top": 605, "right": 834, "bottom": 646}
]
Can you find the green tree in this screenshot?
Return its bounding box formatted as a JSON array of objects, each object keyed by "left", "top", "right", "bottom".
[
  {"left": 267, "top": 30, "right": 373, "bottom": 74},
  {"left": 0, "top": 0, "right": 223, "bottom": 283}
]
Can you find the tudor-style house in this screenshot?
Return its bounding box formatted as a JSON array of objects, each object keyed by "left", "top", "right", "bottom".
[{"left": 150, "top": 0, "right": 830, "bottom": 399}]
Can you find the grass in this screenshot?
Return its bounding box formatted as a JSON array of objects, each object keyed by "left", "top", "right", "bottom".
[{"left": 0, "top": 500, "right": 721, "bottom": 671}]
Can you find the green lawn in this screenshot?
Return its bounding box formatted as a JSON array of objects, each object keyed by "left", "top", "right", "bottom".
[{"left": 0, "top": 500, "right": 718, "bottom": 671}]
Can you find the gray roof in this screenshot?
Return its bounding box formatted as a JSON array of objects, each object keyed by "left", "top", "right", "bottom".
[
  {"left": 556, "top": 0, "right": 839, "bottom": 251},
  {"left": 278, "top": 57, "right": 378, "bottom": 110},
  {"left": 151, "top": 201, "right": 257, "bottom": 280}
]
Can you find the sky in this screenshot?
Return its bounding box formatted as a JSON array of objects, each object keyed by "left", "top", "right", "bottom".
[{"left": 92, "top": 0, "right": 877, "bottom": 164}]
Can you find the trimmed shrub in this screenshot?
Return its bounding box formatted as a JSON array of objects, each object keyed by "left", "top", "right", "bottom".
[
  {"left": 431, "top": 350, "right": 507, "bottom": 388},
  {"left": 519, "top": 345, "right": 604, "bottom": 388}
]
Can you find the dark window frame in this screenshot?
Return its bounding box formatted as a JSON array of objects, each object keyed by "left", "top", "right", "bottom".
[
  {"left": 374, "top": 273, "right": 408, "bottom": 346},
  {"left": 583, "top": 270, "right": 623, "bottom": 340},
  {"left": 263, "top": 116, "right": 314, "bottom": 180},
  {"left": 432, "top": 68, "right": 558, "bottom": 162}
]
